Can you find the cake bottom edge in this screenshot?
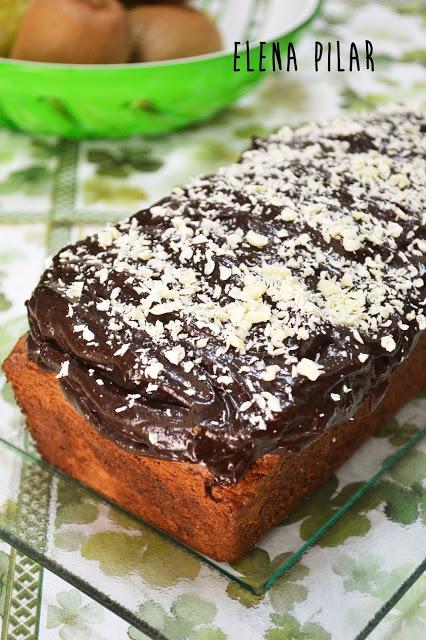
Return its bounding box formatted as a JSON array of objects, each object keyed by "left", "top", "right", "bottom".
[{"left": 3, "top": 334, "right": 426, "bottom": 562}]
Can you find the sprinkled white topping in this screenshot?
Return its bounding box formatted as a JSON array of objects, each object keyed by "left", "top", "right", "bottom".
[
  {"left": 219, "top": 265, "right": 232, "bottom": 281},
  {"left": 343, "top": 237, "right": 362, "bottom": 252},
  {"left": 296, "top": 358, "right": 323, "bottom": 381},
  {"left": 260, "top": 365, "right": 280, "bottom": 381},
  {"left": 97, "top": 227, "right": 119, "bottom": 248},
  {"left": 148, "top": 432, "right": 159, "bottom": 445},
  {"left": 145, "top": 361, "right": 164, "bottom": 379},
  {"left": 150, "top": 205, "right": 167, "bottom": 217},
  {"left": 96, "top": 300, "right": 110, "bottom": 312},
  {"left": 388, "top": 222, "right": 403, "bottom": 238},
  {"left": 114, "top": 344, "right": 130, "bottom": 357},
  {"left": 264, "top": 392, "right": 281, "bottom": 413},
  {"left": 352, "top": 330, "right": 364, "bottom": 344},
  {"left": 358, "top": 353, "right": 369, "bottom": 363},
  {"left": 56, "top": 360, "right": 69, "bottom": 379},
  {"left": 95, "top": 267, "right": 109, "bottom": 284},
  {"left": 381, "top": 336, "right": 397, "bottom": 352},
  {"left": 254, "top": 391, "right": 281, "bottom": 414},
  {"left": 246, "top": 230, "right": 268, "bottom": 248},
  {"left": 164, "top": 346, "right": 185, "bottom": 365},
  {"left": 74, "top": 324, "right": 95, "bottom": 342},
  {"left": 67, "top": 281, "right": 84, "bottom": 299},
  {"left": 280, "top": 208, "right": 298, "bottom": 222}
]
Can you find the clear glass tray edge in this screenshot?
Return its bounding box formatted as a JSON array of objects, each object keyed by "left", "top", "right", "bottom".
[
  {"left": 263, "top": 425, "right": 426, "bottom": 592},
  {"left": 0, "top": 423, "right": 424, "bottom": 596}
]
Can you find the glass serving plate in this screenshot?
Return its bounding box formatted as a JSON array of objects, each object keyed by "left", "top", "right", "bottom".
[{"left": 0, "top": 373, "right": 425, "bottom": 640}]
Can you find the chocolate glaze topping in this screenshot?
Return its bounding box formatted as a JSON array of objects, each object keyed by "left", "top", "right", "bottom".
[{"left": 27, "top": 104, "right": 426, "bottom": 483}]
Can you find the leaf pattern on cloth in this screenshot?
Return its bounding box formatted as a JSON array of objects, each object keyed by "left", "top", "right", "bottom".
[
  {"left": 0, "top": 316, "right": 28, "bottom": 362},
  {"left": 265, "top": 613, "right": 331, "bottom": 640},
  {"left": 0, "top": 265, "right": 12, "bottom": 312},
  {"left": 333, "top": 554, "right": 410, "bottom": 600},
  {"left": 55, "top": 479, "right": 100, "bottom": 528},
  {"left": 332, "top": 554, "right": 426, "bottom": 638},
  {"left": 0, "top": 501, "right": 17, "bottom": 530},
  {"left": 47, "top": 589, "right": 104, "bottom": 640},
  {"left": 53, "top": 479, "right": 102, "bottom": 552},
  {"left": 0, "top": 292, "right": 11, "bottom": 312},
  {"left": 0, "top": 165, "right": 53, "bottom": 196},
  {"left": 374, "top": 418, "right": 420, "bottom": 446},
  {"left": 30, "top": 138, "right": 62, "bottom": 160},
  {"left": 226, "top": 549, "right": 308, "bottom": 608},
  {"left": 128, "top": 595, "right": 227, "bottom": 640},
  {"left": 193, "top": 140, "right": 240, "bottom": 169},
  {"left": 86, "top": 146, "right": 163, "bottom": 178},
  {"left": 340, "top": 88, "right": 390, "bottom": 112},
  {"left": 402, "top": 49, "right": 426, "bottom": 65},
  {"left": 82, "top": 530, "right": 200, "bottom": 588},
  {"left": 54, "top": 486, "right": 201, "bottom": 588},
  {"left": 284, "top": 475, "right": 371, "bottom": 547},
  {"left": 83, "top": 177, "right": 147, "bottom": 207},
  {"left": 358, "top": 450, "right": 426, "bottom": 526},
  {"left": 374, "top": 576, "right": 426, "bottom": 640},
  {"left": 0, "top": 380, "right": 15, "bottom": 406}
]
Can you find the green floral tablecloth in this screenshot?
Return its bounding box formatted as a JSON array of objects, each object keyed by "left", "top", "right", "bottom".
[{"left": 0, "top": 1, "right": 425, "bottom": 638}]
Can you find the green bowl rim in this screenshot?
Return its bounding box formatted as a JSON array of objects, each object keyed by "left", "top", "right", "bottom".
[{"left": 0, "top": 0, "right": 322, "bottom": 71}]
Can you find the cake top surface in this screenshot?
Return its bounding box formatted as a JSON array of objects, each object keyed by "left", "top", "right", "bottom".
[{"left": 28, "top": 103, "right": 426, "bottom": 482}]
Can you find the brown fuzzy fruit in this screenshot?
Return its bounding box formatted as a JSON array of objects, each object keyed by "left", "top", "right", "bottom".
[
  {"left": 0, "top": 0, "right": 30, "bottom": 57},
  {"left": 11, "top": 0, "right": 131, "bottom": 64},
  {"left": 129, "top": 5, "right": 223, "bottom": 63}
]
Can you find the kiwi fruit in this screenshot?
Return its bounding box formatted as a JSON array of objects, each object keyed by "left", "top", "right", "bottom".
[
  {"left": 0, "top": 0, "right": 29, "bottom": 56},
  {"left": 129, "top": 4, "right": 223, "bottom": 63},
  {"left": 11, "top": 0, "right": 131, "bottom": 64}
]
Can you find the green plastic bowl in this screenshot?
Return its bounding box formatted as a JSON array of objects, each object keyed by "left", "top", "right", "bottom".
[{"left": 0, "top": 0, "right": 321, "bottom": 139}]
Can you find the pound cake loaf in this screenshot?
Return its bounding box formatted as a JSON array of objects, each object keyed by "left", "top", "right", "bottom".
[{"left": 4, "top": 104, "right": 426, "bottom": 561}]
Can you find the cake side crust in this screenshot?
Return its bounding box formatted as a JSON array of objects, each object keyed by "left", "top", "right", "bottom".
[{"left": 3, "top": 333, "right": 426, "bottom": 562}]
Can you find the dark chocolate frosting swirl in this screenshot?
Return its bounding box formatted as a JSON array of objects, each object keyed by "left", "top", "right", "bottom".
[{"left": 27, "top": 104, "right": 426, "bottom": 483}]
